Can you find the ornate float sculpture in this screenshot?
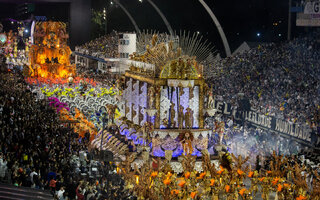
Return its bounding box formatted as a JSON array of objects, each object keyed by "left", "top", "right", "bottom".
[
  {"left": 28, "top": 21, "right": 75, "bottom": 78},
  {"left": 122, "top": 35, "right": 211, "bottom": 157}
]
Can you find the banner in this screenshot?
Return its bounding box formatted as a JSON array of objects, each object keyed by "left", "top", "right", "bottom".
[
  {"left": 304, "top": 1, "right": 320, "bottom": 14},
  {"left": 297, "top": 13, "right": 320, "bottom": 26},
  {"left": 212, "top": 100, "right": 314, "bottom": 144}
]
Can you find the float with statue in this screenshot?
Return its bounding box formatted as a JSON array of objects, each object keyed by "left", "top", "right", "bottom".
[{"left": 121, "top": 35, "right": 211, "bottom": 158}]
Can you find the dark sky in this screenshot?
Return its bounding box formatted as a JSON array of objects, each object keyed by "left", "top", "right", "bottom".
[
  {"left": 0, "top": 0, "right": 310, "bottom": 56},
  {"left": 105, "top": 0, "right": 295, "bottom": 55}
]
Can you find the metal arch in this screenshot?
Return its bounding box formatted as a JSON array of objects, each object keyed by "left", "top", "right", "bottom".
[
  {"left": 114, "top": 0, "right": 141, "bottom": 34},
  {"left": 198, "top": 0, "right": 231, "bottom": 57},
  {"left": 146, "top": 0, "right": 174, "bottom": 36}
]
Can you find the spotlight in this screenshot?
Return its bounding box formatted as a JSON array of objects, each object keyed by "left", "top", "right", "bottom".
[
  {"left": 110, "top": 1, "right": 113, "bottom": 5},
  {"left": 256, "top": 33, "right": 261, "bottom": 37},
  {"left": 25, "top": 29, "right": 28, "bottom": 33},
  {"left": 139, "top": 0, "right": 143, "bottom": 2}
]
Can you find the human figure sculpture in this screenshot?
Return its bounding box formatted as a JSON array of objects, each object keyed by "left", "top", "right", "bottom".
[
  {"left": 178, "top": 105, "right": 184, "bottom": 129},
  {"left": 179, "top": 85, "right": 184, "bottom": 97},
  {"left": 106, "top": 104, "right": 117, "bottom": 123},
  {"left": 169, "top": 60, "right": 178, "bottom": 78},
  {"left": 148, "top": 86, "right": 155, "bottom": 108},
  {"left": 185, "top": 107, "right": 193, "bottom": 129},
  {"left": 162, "top": 118, "right": 168, "bottom": 128},
  {"left": 218, "top": 121, "right": 225, "bottom": 144},
  {"left": 207, "top": 88, "right": 214, "bottom": 109},
  {"left": 170, "top": 102, "right": 176, "bottom": 128},
  {"left": 189, "top": 86, "right": 194, "bottom": 99},
  {"left": 141, "top": 122, "right": 153, "bottom": 146}
]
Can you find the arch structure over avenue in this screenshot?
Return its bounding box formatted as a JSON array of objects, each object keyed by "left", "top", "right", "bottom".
[
  {"left": 198, "top": 0, "right": 231, "bottom": 57},
  {"left": 146, "top": 0, "right": 174, "bottom": 36},
  {"left": 114, "top": 0, "right": 141, "bottom": 34}
]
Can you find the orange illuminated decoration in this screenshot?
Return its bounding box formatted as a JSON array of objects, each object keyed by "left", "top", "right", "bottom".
[
  {"left": 210, "top": 179, "right": 215, "bottom": 186},
  {"left": 225, "top": 185, "right": 230, "bottom": 192},
  {"left": 184, "top": 171, "right": 191, "bottom": 179},
  {"left": 163, "top": 179, "right": 171, "bottom": 185},
  {"left": 150, "top": 171, "right": 158, "bottom": 178},
  {"left": 239, "top": 188, "right": 246, "bottom": 196},
  {"left": 190, "top": 192, "right": 197, "bottom": 199},
  {"left": 177, "top": 179, "right": 186, "bottom": 187},
  {"left": 29, "top": 21, "right": 75, "bottom": 78}
]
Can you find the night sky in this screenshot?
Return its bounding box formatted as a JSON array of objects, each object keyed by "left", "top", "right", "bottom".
[
  {"left": 0, "top": 0, "right": 312, "bottom": 56},
  {"left": 97, "top": 0, "right": 304, "bottom": 55}
]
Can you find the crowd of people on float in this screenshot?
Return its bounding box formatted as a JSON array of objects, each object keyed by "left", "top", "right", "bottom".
[
  {"left": 205, "top": 31, "right": 320, "bottom": 131},
  {"left": 0, "top": 71, "right": 134, "bottom": 199},
  {"left": 75, "top": 31, "right": 119, "bottom": 59}
]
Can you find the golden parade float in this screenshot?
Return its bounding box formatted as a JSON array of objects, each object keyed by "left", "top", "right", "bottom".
[
  {"left": 28, "top": 21, "right": 75, "bottom": 78},
  {"left": 120, "top": 35, "right": 211, "bottom": 159}
]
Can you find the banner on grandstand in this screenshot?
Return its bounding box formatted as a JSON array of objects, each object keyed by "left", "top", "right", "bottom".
[
  {"left": 212, "top": 100, "right": 313, "bottom": 143},
  {"left": 304, "top": 1, "right": 320, "bottom": 14},
  {"left": 297, "top": 12, "right": 320, "bottom": 26},
  {"left": 298, "top": 2, "right": 320, "bottom": 27}
]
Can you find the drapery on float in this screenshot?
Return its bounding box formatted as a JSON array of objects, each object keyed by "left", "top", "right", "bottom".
[{"left": 28, "top": 21, "right": 75, "bottom": 78}]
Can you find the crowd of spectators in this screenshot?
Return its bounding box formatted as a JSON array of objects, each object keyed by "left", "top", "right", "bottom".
[
  {"left": 0, "top": 70, "right": 134, "bottom": 199},
  {"left": 206, "top": 114, "right": 320, "bottom": 174},
  {"left": 75, "top": 31, "right": 119, "bottom": 59},
  {"left": 76, "top": 64, "right": 118, "bottom": 87},
  {"left": 205, "top": 31, "right": 320, "bottom": 130}
]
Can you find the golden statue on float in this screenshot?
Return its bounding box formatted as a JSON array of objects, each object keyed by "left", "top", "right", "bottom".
[{"left": 28, "top": 21, "right": 75, "bottom": 78}]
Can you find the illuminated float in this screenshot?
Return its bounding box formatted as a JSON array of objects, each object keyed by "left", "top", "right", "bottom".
[
  {"left": 121, "top": 35, "right": 212, "bottom": 157},
  {"left": 28, "top": 21, "right": 75, "bottom": 78}
]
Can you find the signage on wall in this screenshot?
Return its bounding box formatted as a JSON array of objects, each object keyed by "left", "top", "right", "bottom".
[{"left": 212, "top": 100, "right": 314, "bottom": 144}]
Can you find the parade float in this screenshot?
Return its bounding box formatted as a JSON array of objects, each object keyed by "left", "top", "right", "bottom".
[
  {"left": 120, "top": 35, "right": 212, "bottom": 158},
  {"left": 0, "top": 27, "right": 30, "bottom": 68},
  {"left": 28, "top": 21, "right": 75, "bottom": 78}
]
